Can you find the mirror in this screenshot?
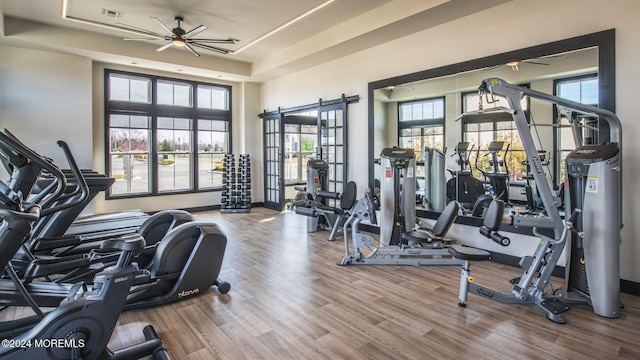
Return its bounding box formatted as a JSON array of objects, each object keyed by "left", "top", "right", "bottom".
[{"left": 368, "top": 29, "right": 615, "bottom": 220}]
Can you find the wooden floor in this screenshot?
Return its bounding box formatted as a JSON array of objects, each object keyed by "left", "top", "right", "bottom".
[{"left": 101, "top": 207, "right": 640, "bottom": 359}]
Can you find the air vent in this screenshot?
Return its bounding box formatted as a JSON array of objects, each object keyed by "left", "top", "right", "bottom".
[{"left": 101, "top": 9, "right": 123, "bottom": 18}]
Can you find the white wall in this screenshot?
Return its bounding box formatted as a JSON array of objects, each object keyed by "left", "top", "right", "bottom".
[
  {"left": 259, "top": 0, "right": 640, "bottom": 282},
  {"left": 0, "top": 45, "right": 93, "bottom": 168}
]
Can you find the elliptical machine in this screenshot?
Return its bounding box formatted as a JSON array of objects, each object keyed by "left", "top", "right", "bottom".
[
  {"left": 0, "top": 132, "right": 230, "bottom": 311},
  {"left": 476, "top": 141, "right": 511, "bottom": 204},
  {"left": 446, "top": 142, "right": 486, "bottom": 211},
  {"left": 0, "top": 188, "right": 170, "bottom": 359}
]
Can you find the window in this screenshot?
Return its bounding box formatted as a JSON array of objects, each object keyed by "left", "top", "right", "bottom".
[
  {"left": 398, "top": 98, "right": 445, "bottom": 157},
  {"left": 554, "top": 74, "right": 598, "bottom": 184},
  {"left": 284, "top": 121, "right": 318, "bottom": 184},
  {"left": 398, "top": 98, "right": 445, "bottom": 191},
  {"left": 462, "top": 91, "right": 529, "bottom": 182},
  {"left": 106, "top": 70, "right": 231, "bottom": 198}
]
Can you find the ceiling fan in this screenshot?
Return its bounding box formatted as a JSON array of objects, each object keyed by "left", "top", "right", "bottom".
[
  {"left": 486, "top": 59, "right": 550, "bottom": 72},
  {"left": 118, "top": 16, "right": 238, "bottom": 56}
]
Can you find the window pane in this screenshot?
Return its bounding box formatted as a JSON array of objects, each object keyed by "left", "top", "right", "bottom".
[
  {"left": 198, "top": 85, "right": 228, "bottom": 110},
  {"left": 157, "top": 81, "right": 191, "bottom": 106},
  {"left": 400, "top": 98, "right": 444, "bottom": 121},
  {"left": 109, "top": 118, "right": 151, "bottom": 196},
  {"left": 558, "top": 82, "right": 581, "bottom": 102},
  {"left": 401, "top": 105, "right": 412, "bottom": 121},
  {"left": 130, "top": 78, "right": 149, "bottom": 103},
  {"left": 157, "top": 82, "right": 173, "bottom": 105},
  {"left": 109, "top": 75, "right": 150, "bottom": 103},
  {"left": 197, "top": 119, "right": 228, "bottom": 189},
  {"left": 412, "top": 103, "right": 423, "bottom": 119},
  {"left": 110, "top": 76, "right": 130, "bottom": 101},
  {"left": 174, "top": 83, "right": 191, "bottom": 107},
  {"left": 156, "top": 117, "right": 192, "bottom": 192},
  {"left": 581, "top": 79, "right": 598, "bottom": 105},
  {"left": 110, "top": 114, "right": 130, "bottom": 128},
  {"left": 198, "top": 87, "right": 212, "bottom": 108}
]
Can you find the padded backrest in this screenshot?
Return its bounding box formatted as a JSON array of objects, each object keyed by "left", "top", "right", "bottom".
[
  {"left": 483, "top": 199, "right": 505, "bottom": 231},
  {"left": 471, "top": 194, "right": 493, "bottom": 217},
  {"left": 432, "top": 201, "right": 459, "bottom": 237},
  {"left": 340, "top": 181, "right": 358, "bottom": 210}
]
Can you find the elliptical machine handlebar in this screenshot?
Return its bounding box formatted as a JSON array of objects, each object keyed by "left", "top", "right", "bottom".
[
  {"left": 0, "top": 130, "right": 66, "bottom": 210},
  {"left": 0, "top": 204, "right": 41, "bottom": 222},
  {"left": 39, "top": 141, "right": 90, "bottom": 217}
]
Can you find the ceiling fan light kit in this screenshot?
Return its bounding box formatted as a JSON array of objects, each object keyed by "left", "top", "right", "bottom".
[{"left": 119, "top": 16, "right": 238, "bottom": 57}]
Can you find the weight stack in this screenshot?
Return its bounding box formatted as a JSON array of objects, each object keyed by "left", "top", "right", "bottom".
[{"left": 221, "top": 154, "right": 251, "bottom": 213}]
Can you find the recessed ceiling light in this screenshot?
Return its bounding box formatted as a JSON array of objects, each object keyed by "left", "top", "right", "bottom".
[
  {"left": 177, "top": 69, "right": 184, "bottom": 72},
  {"left": 131, "top": 62, "right": 137, "bottom": 65}
]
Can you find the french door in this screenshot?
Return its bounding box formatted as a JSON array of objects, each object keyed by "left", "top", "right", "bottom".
[
  {"left": 318, "top": 102, "right": 347, "bottom": 207},
  {"left": 263, "top": 113, "right": 285, "bottom": 210}
]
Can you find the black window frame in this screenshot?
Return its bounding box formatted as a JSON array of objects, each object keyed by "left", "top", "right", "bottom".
[{"left": 104, "top": 69, "right": 232, "bottom": 199}]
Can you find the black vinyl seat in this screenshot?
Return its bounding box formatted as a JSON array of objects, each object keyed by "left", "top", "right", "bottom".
[
  {"left": 449, "top": 199, "right": 510, "bottom": 260},
  {"left": 404, "top": 200, "right": 460, "bottom": 243}
]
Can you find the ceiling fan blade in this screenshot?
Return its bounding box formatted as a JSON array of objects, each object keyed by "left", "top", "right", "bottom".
[
  {"left": 190, "top": 42, "right": 230, "bottom": 55},
  {"left": 524, "top": 60, "right": 550, "bottom": 66},
  {"left": 188, "top": 38, "right": 238, "bottom": 44},
  {"left": 123, "top": 37, "right": 168, "bottom": 41},
  {"left": 116, "top": 22, "right": 167, "bottom": 38},
  {"left": 183, "top": 25, "right": 208, "bottom": 38},
  {"left": 184, "top": 43, "right": 200, "bottom": 57},
  {"left": 484, "top": 64, "right": 503, "bottom": 72},
  {"left": 156, "top": 43, "right": 173, "bottom": 52},
  {"left": 150, "top": 17, "right": 175, "bottom": 36}
]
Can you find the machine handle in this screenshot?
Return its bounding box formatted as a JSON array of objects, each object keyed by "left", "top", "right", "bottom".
[
  {"left": 0, "top": 204, "right": 41, "bottom": 222},
  {"left": 491, "top": 233, "right": 511, "bottom": 247},
  {"left": 295, "top": 207, "right": 318, "bottom": 217},
  {"left": 317, "top": 190, "right": 340, "bottom": 199},
  {"left": 567, "top": 208, "right": 581, "bottom": 224}
]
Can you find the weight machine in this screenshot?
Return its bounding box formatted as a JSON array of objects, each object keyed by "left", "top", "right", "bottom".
[
  {"left": 294, "top": 159, "right": 357, "bottom": 240},
  {"left": 339, "top": 147, "right": 462, "bottom": 266},
  {"left": 449, "top": 78, "right": 622, "bottom": 323}
]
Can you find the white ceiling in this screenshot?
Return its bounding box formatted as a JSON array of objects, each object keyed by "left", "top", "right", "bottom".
[{"left": 0, "top": 0, "right": 513, "bottom": 82}]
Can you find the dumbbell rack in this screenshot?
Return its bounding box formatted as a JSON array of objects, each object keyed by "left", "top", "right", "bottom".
[{"left": 221, "top": 154, "right": 252, "bottom": 213}]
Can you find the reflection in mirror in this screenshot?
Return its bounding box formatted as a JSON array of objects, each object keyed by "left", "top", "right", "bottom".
[
  {"left": 283, "top": 110, "right": 318, "bottom": 206},
  {"left": 369, "top": 30, "right": 614, "bottom": 220}
]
